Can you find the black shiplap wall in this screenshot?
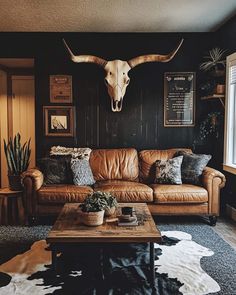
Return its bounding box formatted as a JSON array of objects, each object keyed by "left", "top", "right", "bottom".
[{"left": 0, "top": 32, "right": 214, "bottom": 158}]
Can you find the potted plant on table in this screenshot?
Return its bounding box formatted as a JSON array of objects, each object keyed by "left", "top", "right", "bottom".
[
  {"left": 79, "top": 191, "right": 108, "bottom": 226},
  {"left": 79, "top": 191, "right": 118, "bottom": 225},
  {"left": 4, "top": 133, "right": 31, "bottom": 191},
  {"left": 103, "top": 192, "right": 118, "bottom": 216}
]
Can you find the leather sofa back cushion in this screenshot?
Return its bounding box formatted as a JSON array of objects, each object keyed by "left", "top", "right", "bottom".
[
  {"left": 90, "top": 148, "right": 139, "bottom": 181},
  {"left": 139, "top": 148, "right": 192, "bottom": 183}
]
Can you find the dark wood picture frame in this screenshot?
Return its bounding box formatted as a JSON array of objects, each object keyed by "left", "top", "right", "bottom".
[
  {"left": 164, "top": 72, "right": 195, "bottom": 127},
  {"left": 50, "top": 75, "right": 72, "bottom": 103},
  {"left": 43, "top": 106, "right": 75, "bottom": 137}
]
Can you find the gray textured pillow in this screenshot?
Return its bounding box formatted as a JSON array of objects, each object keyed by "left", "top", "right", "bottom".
[
  {"left": 70, "top": 158, "right": 95, "bottom": 186},
  {"left": 154, "top": 156, "right": 183, "bottom": 184},
  {"left": 174, "top": 151, "right": 212, "bottom": 184}
]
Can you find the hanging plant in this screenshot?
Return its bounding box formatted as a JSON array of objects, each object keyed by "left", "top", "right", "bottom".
[{"left": 193, "top": 112, "right": 224, "bottom": 148}]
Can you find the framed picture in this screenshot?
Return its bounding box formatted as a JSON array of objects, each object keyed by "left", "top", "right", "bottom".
[
  {"left": 43, "top": 106, "right": 75, "bottom": 137},
  {"left": 50, "top": 75, "right": 72, "bottom": 103},
  {"left": 164, "top": 72, "right": 195, "bottom": 127}
]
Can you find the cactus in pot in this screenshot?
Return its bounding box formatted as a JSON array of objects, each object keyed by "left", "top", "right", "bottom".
[{"left": 4, "top": 133, "right": 31, "bottom": 190}]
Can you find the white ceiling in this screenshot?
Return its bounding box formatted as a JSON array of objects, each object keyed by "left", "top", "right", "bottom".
[{"left": 0, "top": 0, "right": 235, "bottom": 32}]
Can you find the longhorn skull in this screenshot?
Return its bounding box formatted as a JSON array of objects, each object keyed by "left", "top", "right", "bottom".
[{"left": 63, "top": 39, "right": 183, "bottom": 112}]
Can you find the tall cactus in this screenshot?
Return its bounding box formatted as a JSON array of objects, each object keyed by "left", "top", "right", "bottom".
[{"left": 3, "top": 133, "right": 31, "bottom": 175}]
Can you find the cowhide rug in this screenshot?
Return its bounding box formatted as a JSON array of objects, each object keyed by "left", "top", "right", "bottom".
[{"left": 0, "top": 231, "right": 221, "bottom": 295}]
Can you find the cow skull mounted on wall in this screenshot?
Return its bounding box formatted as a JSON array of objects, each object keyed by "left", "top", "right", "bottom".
[{"left": 63, "top": 39, "right": 184, "bottom": 112}]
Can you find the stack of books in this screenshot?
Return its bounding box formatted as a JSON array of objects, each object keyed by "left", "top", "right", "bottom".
[{"left": 117, "top": 214, "right": 138, "bottom": 226}]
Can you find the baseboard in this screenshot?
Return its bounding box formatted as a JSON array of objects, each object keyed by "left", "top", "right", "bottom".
[{"left": 226, "top": 204, "right": 236, "bottom": 222}]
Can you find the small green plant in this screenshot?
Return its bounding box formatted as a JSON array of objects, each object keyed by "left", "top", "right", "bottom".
[
  {"left": 80, "top": 191, "right": 118, "bottom": 212},
  {"left": 80, "top": 191, "right": 108, "bottom": 212},
  {"left": 4, "top": 133, "right": 31, "bottom": 175},
  {"left": 105, "top": 193, "right": 118, "bottom": 208},
  {"left": 200, "top": 48, "right": 226, "bottom": 72}
]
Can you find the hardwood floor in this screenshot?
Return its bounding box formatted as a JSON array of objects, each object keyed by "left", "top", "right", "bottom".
[{"left": 213, "top": 217, "right": 236, "bottom": 250}]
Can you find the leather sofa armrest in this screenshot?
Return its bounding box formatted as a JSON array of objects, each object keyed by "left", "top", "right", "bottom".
[
  {"left": 202, "top": 166, "right": 226, "bottom": 215},
  {"left": 22, "top": 168, "right": 44, "bottom": 190},
  {"left": 22, "top": 168, "right": 44, "bottom": 218},
  {"left": 202, "top": 167, "right": 226, "bottom": 189}
]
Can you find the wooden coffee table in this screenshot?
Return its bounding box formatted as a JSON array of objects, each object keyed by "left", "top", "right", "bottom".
[{"left": 47, "top": 203, "right": 162, "bottom": 290}]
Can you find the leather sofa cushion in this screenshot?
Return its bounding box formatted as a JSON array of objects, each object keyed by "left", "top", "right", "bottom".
[
  {"left": 94, "top": 180, "right": 153, "bottom": 202},
  {"left": 38, "top": 185, "right": 93, "bottom": 204},
  {"left": 150, "top": 184, "right": 208, "bottom": 204},
  {"left": 139, "top": 148, "right": 192, "bottom": 183},
  {"left": 90, "top": 148, "right": 139, "bottom": 181}
]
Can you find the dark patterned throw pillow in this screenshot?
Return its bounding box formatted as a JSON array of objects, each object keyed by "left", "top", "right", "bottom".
[
  {"left": 154, "top": 156, "right": 183, "bottom": 184},
  {"left": 70, "top": 158, "right": 95, "bottom": 186},
  {"left": 37, "top": 156, "right": 73, "bottom": 185},
  {"left": 174, "top": 151, "right": 212, "bottom": 184}
]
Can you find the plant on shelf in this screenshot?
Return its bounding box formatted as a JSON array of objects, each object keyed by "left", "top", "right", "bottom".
[
  {"left": 199, "top": 47, "right": 227, "bottom": 97},
  {"left": 79, "top": 191, "right": 108, "bottom": 226},
  {"left": 4, "top": 133, "right": 31, "bottom": 191},
  {"left": 199, "top": 47, "right": 226, "bottom": 76}
]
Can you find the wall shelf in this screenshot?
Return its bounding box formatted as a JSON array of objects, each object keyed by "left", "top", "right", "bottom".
[{"left": 201, "top": 94, "right": 225, "bottom": 108}]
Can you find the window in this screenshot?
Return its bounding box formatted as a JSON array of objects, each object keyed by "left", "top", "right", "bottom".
[{"left": 224, "top": 52, "right": 236, "bottom": 174}]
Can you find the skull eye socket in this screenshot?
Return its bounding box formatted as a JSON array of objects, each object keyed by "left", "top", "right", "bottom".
[{"left": 104, "top": 78, "right": 109, "bottom": 85}]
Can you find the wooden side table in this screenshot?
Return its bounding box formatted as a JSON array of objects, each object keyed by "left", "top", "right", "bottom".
[{"left": 0, "top": 188, "right": 25, "bottom": 225}]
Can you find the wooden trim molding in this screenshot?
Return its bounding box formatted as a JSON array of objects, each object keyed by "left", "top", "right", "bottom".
[{"left": 223, "top": 164, "right": 236, "bottom": 175}]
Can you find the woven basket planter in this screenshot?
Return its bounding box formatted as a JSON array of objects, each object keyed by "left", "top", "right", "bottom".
[
  {"left": 80, "top": 210, "right": 105, "bottom": 226},
  {"left": 104, "top": 206, "right": 116, "bottom": 217}
]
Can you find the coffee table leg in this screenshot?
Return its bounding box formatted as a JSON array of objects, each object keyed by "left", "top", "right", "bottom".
[
  {"left": 100, "top": 247, "right": 105, "bottom": 280},
  {"left": 52, "top": 248, "right": 58, "bottom": 274},
  {"left": 150, "top": 242, "right": 156, "bottom": 292}
]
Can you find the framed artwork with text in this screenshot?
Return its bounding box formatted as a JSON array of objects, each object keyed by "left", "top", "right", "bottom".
[
  {"left": 43, "top": 106, "right": 75, "bottom": 137},
  {"left": 164, "top": 72, "right": 195, "bottom": 127},
  {"left": 50, "top": 75, "right": 72, "bottom": 103}
]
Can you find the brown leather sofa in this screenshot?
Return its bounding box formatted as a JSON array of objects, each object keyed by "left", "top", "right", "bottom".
[{"left": 22, "top": 148, "right": 226, "bottom": 225}]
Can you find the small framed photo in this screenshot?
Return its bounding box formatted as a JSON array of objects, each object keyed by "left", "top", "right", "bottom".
[
  {"left": 50, "top": 75, "right": 72, "bottom": 103},
  {"left": 43, "top": 106, "right": 75, "bottom": 137}
]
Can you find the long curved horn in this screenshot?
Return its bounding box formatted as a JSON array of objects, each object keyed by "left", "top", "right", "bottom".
[
  {"left": 128, "top": 39, "right": 184, "bottom": 69},
  {"left": 63, "top": 39, "right": 107, "bottom": 67}
]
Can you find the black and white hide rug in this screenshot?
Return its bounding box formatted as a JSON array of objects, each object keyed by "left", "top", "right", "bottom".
[{"left": 0, "top": 224, "right": 235, "bottom": 295}]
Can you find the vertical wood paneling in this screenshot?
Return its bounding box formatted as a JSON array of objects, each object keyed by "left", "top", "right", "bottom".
[
  {"left": 0, "top": 70, "right": 8, "bottom": 188},
  {"left": 12, "top": 76, "right": 35, "bottom": 168}
]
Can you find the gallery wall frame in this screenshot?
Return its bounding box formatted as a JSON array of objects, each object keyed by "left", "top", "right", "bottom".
[
  {"left": 43, "top": 106, "right": 75, "bottom": 137},
  {"left": 164, "top": 72, "right": 196, "bottom": 127},
  {"left": 50, "top": 75, "right": 72, "bottom": 103}
]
